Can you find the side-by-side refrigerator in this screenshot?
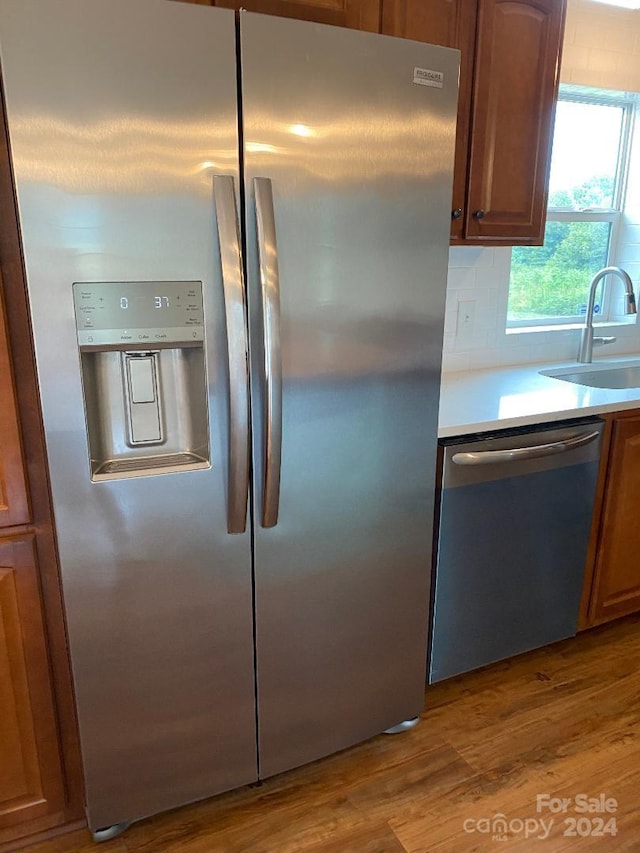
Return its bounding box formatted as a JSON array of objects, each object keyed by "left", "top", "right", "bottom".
[{"left": 0, "top": 0, "right": 458, "bottom": 835}]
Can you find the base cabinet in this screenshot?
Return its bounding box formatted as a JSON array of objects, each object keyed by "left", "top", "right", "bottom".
[
  {"left": 583, "top": 413, "right": 640, "bottom": 626},
  {"left": 0, "top": 537, "right": 65, "bottom": 834},
  {"left": 0, "top": 93, "right": 84, "bottom": 845},
  {"left": 0, "top": 285, "right": 68, "bottom": 838},
  {"left": 0, "top": 282, "right": 80, "bottom": 849}
]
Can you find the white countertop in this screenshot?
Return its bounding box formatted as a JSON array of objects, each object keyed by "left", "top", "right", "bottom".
[{"left": 438, "top": 356, "right": 640, "bottom": 438}]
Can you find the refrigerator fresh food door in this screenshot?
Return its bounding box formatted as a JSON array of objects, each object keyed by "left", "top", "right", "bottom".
[
  {"left": 240, "top": 13, "right": 459, "bottom": 778},
  {"left": 0, "top": 0, "right": 257, "bottom": 830}
]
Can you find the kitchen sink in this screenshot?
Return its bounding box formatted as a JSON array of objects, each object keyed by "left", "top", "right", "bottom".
[{"left": 540, "top": 360, "right": 640, "bottom": 389}]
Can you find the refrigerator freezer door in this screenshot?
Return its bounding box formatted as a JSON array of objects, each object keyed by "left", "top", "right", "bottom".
[
  {"left": 0, "top": 0, "right": 257, "bottom": 829},
  {"left": 240, "top": 13, "right": 459, "bottom": 778}
]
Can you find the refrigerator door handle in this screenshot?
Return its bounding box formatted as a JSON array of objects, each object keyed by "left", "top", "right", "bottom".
[
  {"left": 214, "top": 175, "right": 250, "bottom": 534},
  {"left": 254, "top": 177, "right": 282, "bottom": 528}
]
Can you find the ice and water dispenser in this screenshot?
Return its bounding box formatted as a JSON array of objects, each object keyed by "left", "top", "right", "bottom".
[{"left": 72, "top": 281, "right": 210, "bottom": 480}]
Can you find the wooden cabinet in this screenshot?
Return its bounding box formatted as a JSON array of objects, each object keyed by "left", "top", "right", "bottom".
[
  {"left": 0, "top": 297, "right": 29, "bottom": 530},
  {"left": 467, "top": 0, "right": 565, "bottom": 244},
  {"left": 382, "top": 0, "right": 566, "bottom": 244},
  {"left": 213, "top": 0, "right": 380, "bottom": 30},
  {"left": 581, "top": 412, "right": 640, "bottom": 627},
  {"left": 178, "top": 0, "right": 565, "bottom": 243},
  {"left": 0, "top": 287, "right": 73, "bottom": 847},
  {"left": 0, "top": 280, "right": 80, "bottom": 849},
  {"left": 0, "top": 536, "right": 66, "bottom": 834},
  {"left": 173, "top": 0, "right": 381, "bottom": 28},
  {"left": 0, "top": 103, "right": 84, "bottom": 847},
  {"left": 381, "top": 1, "right": 476, "bottom": 242}
]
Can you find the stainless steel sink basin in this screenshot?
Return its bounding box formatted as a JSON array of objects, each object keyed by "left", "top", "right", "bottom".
[{"left": 540, "top": 361, "right": 640, "bottom": 389}]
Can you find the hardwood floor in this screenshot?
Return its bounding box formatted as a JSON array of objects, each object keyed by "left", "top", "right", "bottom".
[{"left": 15, "top": 614, "right": 640, "bottom": 852}]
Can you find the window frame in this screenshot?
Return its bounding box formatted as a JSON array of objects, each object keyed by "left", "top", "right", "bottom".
[{"left": 507, "top": 87, "right": 636, "bottom": 329}]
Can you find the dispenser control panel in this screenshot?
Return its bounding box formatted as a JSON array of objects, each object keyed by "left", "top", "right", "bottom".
[{"left": 72, "top": 281, "right": 204, "bottom": 346}]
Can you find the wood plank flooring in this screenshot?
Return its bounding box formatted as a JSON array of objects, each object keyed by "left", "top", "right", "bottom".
[{"left": 16, "top": 614, "right": 640, "bottom": 852}]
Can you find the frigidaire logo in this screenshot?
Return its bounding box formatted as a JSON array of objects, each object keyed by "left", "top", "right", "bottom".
[{"left": 413, "top": 67, "right": 444, "bottom": 88}]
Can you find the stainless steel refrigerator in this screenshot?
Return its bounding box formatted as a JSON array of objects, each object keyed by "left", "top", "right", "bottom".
[{"left": 0, "top": 0, "right": 458, "bottom": 836}]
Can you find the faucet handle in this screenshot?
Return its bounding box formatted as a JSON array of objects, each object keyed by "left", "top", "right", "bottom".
[{"left": 593, "top": 336, "right": 616, "bottom": 347}]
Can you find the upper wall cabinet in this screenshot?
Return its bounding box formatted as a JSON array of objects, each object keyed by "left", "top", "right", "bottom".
[
  {"left": 381, "top": 1, "right": 476, "bottom": 243},
  {"left": 213, "top": 0, "right": 381, "bottom": 30},
  {"left": 382, "top": 0, "right": 566, "bottom": 245}
]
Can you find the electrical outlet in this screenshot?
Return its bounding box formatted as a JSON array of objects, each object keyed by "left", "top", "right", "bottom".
[{"left": 456, "top": 299, "right": 476, "bottom": 335}]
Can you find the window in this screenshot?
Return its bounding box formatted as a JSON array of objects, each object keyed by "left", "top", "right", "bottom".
[{"left": 507, "top": 87, "right": 635, "bottom": 327}]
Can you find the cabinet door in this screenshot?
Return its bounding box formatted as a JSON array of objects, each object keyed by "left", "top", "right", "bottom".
[
  {"left": 0, "top": 535, "right": 65, "bottom": 833},
  {"left": 381, "top": 0, "right": 477, "bottom": 241},
  {"left": 465, "top": 0, "right": 565, "bottom": 242},
  {"left": 0, "top": 286, "right": 29, "bottom": 529},
  {"left": 214, "top": 0, "right": 380, "bottom": 31},
  {"left": 589, "top": 416, "right": 640, "bottom": 624}
]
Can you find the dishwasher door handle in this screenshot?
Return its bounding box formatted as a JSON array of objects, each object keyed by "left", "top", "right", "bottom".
[{"left": 451, "top": 430, "right": 601, "bottom": 466}]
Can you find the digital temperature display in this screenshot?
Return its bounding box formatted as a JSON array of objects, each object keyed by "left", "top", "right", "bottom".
[
  {"left": 72, "top": 281, "right": 204, "bottom": 347},
  {"left": 119, "top": 295, "right": 171, "bottom": 310}
]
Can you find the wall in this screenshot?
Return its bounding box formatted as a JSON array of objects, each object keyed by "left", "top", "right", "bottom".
[
  {"left": 442, "top": 0, "right": 640, "bottom": 372},
  {"left": 562, "top": 0, "right": 640, "bottom": 91}
]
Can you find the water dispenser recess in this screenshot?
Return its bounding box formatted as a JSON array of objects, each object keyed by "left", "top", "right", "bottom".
[{"left": 72, "top": 281, "right": 210, "bottom": 480}]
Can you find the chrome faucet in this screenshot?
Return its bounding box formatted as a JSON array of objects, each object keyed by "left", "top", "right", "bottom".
[{"left": 577, "top": 266, "right": 637, "bottom": 363}]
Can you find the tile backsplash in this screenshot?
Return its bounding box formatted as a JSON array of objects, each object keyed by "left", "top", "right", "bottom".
[
  {"left": 562, "top": 0, "right": 640, "bottom": 92},
  {"left": 442, "top": 235, "right": 640, "bottom": 373}
]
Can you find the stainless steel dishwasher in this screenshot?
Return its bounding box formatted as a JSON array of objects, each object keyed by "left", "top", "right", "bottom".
[{"left": 429, "top": 417, "right": 604, "bottom": 684}]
